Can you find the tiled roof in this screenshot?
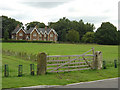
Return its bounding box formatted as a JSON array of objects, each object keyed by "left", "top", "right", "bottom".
[
  {"left": 24, "top": 27, "right": 34, "bottom": 34},
  {"left": 12, "top": 27, "right": 57, "bottom": 35},
  {"left": 12, "top": 27, "right": 21, "bottom": 34}
]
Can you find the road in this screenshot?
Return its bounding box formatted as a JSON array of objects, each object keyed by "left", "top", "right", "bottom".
[
  {"left": 2, "top": 78, "right": 119, "bottom": 90},
  {"left": 53, "top": 78, "right": 118, "bottom": 88}
]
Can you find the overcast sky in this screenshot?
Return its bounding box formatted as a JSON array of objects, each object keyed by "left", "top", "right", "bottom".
[{"left": 0, "top": 0, "right": 119, "bottom": 30}]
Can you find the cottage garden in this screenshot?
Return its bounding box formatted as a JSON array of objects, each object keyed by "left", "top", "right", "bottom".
[{"left": 2, "top": 43, "right": 118, "bottom": 89}]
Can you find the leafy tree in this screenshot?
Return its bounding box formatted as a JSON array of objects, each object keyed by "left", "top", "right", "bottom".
[
  {"left": 48, "top": 17, "right": 95, "bottom": 42},
  {"left": 1, "top": 15, "right": 23, "bottom": 39},
  {"left": 4, "top": 28, "right": 9, "bottom": 40},
  {"left": 95, "top": 22, "right": 118, "bottom": 45},
  {"left": 82, "top": 32, "right": 95, "bottom": 43},
  {"left": 25, "top": 21, "right": 46, "bottom": 30},
  {"left": 118, "top": 30, "right": 120, "bottom": 45},
  {"left": 66, "top": 29, "right": 79, "bottom": 43}
]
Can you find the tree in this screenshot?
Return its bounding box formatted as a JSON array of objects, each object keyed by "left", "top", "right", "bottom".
[
  {"left": 82, "top": 32, "right": 95, "bottom": 43},
  {"left": 1, "top": 15, "right": 23, "bottom": 39},
  {"left": 48, "top": 17, "right": 95, "bottom": 42},
  {"left": 95, "top": 22, "right": 118, "bottom": 45},
  {"left": 66, "top": 29, "right": 79, "bottom": 43},
  {"left": 118, "top": 30, "right": 120, "bottom": 45},
  {"left": 4, "top": 28, "right": 9, "bottom": 40},
  {"left": 25, "top": 21, "right": 46, "bottom": 30}
]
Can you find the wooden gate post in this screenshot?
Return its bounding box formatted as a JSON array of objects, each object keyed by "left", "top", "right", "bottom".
[
  {"left": 37, "top": 52, "right": 47, "bottom": 75},
  {"left": 93, "top": 51, "right": 103, "bottom": 69}
]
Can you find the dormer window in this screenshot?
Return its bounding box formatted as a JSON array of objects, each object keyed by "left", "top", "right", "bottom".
[
  {"left": 19, "top": 33, "right": 23, "bottom": 36},
  {"left": 33, "top": 33, "right": 36, "bottom": 36}
]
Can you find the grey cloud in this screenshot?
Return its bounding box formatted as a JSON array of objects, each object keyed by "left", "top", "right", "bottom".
[{"left": 22, "top": 2, "right": 65, "bottom": 9}]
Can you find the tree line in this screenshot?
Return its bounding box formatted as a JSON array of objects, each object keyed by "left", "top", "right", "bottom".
[{"left": 1, "top": 15, "right": 119, "bottom": 45}]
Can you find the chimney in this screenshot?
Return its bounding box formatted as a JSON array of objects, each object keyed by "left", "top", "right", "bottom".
[
  {"left": 45, "top": 26, "right": 47, "bottom": 30},
  {"left": 16, "top": 24, "right": 20, "bottom": 28},
  {"left": 35, "top": 25, "right": 38, "bottom": 29}
]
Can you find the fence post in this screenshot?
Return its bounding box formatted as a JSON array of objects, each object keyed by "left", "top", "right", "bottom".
[
  {"left": 37, "top": 52, "right": 47, "bottom": 75},
  {"left": 30, "top": 64, "right": 34, "bottom": 75},
  {"left": 18, "top": 65, "right": 22, "bottom": 77},
  {"left": 4, "top": 64, "right": 9, "bottom": 77},
  {"left": 93, "top": 51, "right": 103, "bottom": 69},
  {"left": 114, "top": 60, "right": 117, "bottom": 68}
]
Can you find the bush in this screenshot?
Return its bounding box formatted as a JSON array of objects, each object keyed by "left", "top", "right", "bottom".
[{"left": 2, "top": 40, "right": 55, "bottom": 43}]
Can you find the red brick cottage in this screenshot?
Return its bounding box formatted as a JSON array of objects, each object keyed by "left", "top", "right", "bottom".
[{"left": 11, "top": 26, "right": 58, "bottom": 42}]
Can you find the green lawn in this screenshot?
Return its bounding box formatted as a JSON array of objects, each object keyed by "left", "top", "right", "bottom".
[
  {"left": 2, "top": 43, "right": 118, "bottom": 88},
  {"left": 2, "top": 43, "right": 118, "bottom": 61}
]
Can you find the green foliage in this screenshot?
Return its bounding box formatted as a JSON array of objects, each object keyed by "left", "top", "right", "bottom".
[
  {"left": 4, "top": 28, "right": 9, "bottom": 40},
  {"left": 49, "top": 17, "right": 95, "bottom": 42},
  {"left": 25, "top": 21, "right": 46, "bottom": 30},
  {"left": 67, "top": 29, "right": 79, "bottom": 43},
  {"left": 82, "top": 32, "right": 95, "bottom": 43},
  {"left": 2, "top": 40, "right": 54, "bottom": 43},
  {"left": 1, "top": 15, "right": 23, "bottom": 39},
  {"left": 95, "top": 22, "right": 118, "bottom": 45}
]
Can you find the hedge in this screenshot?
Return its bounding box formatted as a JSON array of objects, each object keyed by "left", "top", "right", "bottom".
[{"left": 2, "top": 40, "right": 55, "bottom": 43}]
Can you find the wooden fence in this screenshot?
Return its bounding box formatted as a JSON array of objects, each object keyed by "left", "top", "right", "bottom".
[{"left": 46, "top": 48, "right": 95, "bottom": 73}]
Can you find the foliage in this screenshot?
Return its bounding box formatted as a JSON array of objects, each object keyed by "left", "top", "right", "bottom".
[
  {"left": 49, "top": 17, "right": 95, "bottom": 42},
  {"left": 25, "top": 21, "right": 46, "bottom": 30},
  {"left": 95, "top": 22, "right": 118, "bottom": 45},
  {"left": 118, "top": 30, "right": 120, "bottom": 45},
  {"left": 2, "top": 40, "right": 54, "bottom": 43},
  {"left": 67, "top": 29, "right": 79, "bottom": 43},
  {"left": 4, "top": 28, "right": 9, "bottom": 40},
  {"left": 82, "top": 32, "right": 95, "bottom": 43},
  {"left": 1, "top": 15, "right": 23, "bottom": 39}
]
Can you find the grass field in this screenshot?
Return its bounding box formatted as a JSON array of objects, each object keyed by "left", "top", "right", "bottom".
[
  {"left": 2, "top": 43, "right": 118, "bottom": 61},
  {"left": 2, "top": 55, "right": 118, "bottom": 89},
  {"left": 2, "top": 43, "right": 118, "bottom": 88}
]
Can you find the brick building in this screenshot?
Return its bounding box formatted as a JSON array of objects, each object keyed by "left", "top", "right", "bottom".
[{"left": 11, "top": 25, "right": 58, "bottom": 42}]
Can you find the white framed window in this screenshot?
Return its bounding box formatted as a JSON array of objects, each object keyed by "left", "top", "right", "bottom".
[
  {"left": 44, "top": 34, "right": 46, "bottom": 37},
  {"left": 50, "top": 39, "right": 53, "bottom": 41},
  {"left": 33, "top": 33, "right": 37, "bottom": 36},
  {"left": 33, "top": 39, "right": 36, "bottom": 40},
  {"left": 26, "top": 36, "right": 29, "bottom": 39},
  {"left": 40, "top": 34, "right": 42, "bottom": 37},
  {"left": 39, "top": 38, "right": 42, "bottom": 40},
  {"left": 55, "top": 36, "right": 57, "bottom": 41},
  {"left": 19, "top": 33, "right": 23, "bottom": 36},
  {"left": 12, "top": 35, "right": 14, "bottom": 39},
  {"left": 50, "top": 34, "right": 53, "bottom": 37},
  {"left": 44, "top": 38, "right": 46, "bottom": 41}
]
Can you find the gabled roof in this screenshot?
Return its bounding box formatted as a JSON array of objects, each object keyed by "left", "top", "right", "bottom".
[
  {"left": 12, "top": 26, "right": 58, "bottom": 35},
  {"left": 12, "top": 27, "right": 21, "bottom": 34},
  {"left": 24, "top": 27, "right": 34, "bottom": 34},
  {"left": 38, "top": 28, "right": 51, "bottom": 34},
  {"left": 12, "top": 27, "right": 26, "bottom": 34}
]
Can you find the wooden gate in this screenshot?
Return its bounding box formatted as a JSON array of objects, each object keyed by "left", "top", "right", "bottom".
[{"left": 47, "top": 48, "right": 95, "bottom": 73}]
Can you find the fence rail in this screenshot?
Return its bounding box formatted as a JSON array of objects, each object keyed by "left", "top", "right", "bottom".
[{"left": 47, "top": 48, "right": 95, "bottom": 73}]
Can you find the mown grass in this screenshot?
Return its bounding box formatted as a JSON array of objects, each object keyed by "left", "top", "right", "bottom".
[
  {"left": 2, "top": 43, "right": 118, "bottom": 88},
  {"left": 2, "top": 43, "right": 118, "bottom": 61},
  {"left": 2, "top": 55, "right": 118, "bottom": 89}
]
